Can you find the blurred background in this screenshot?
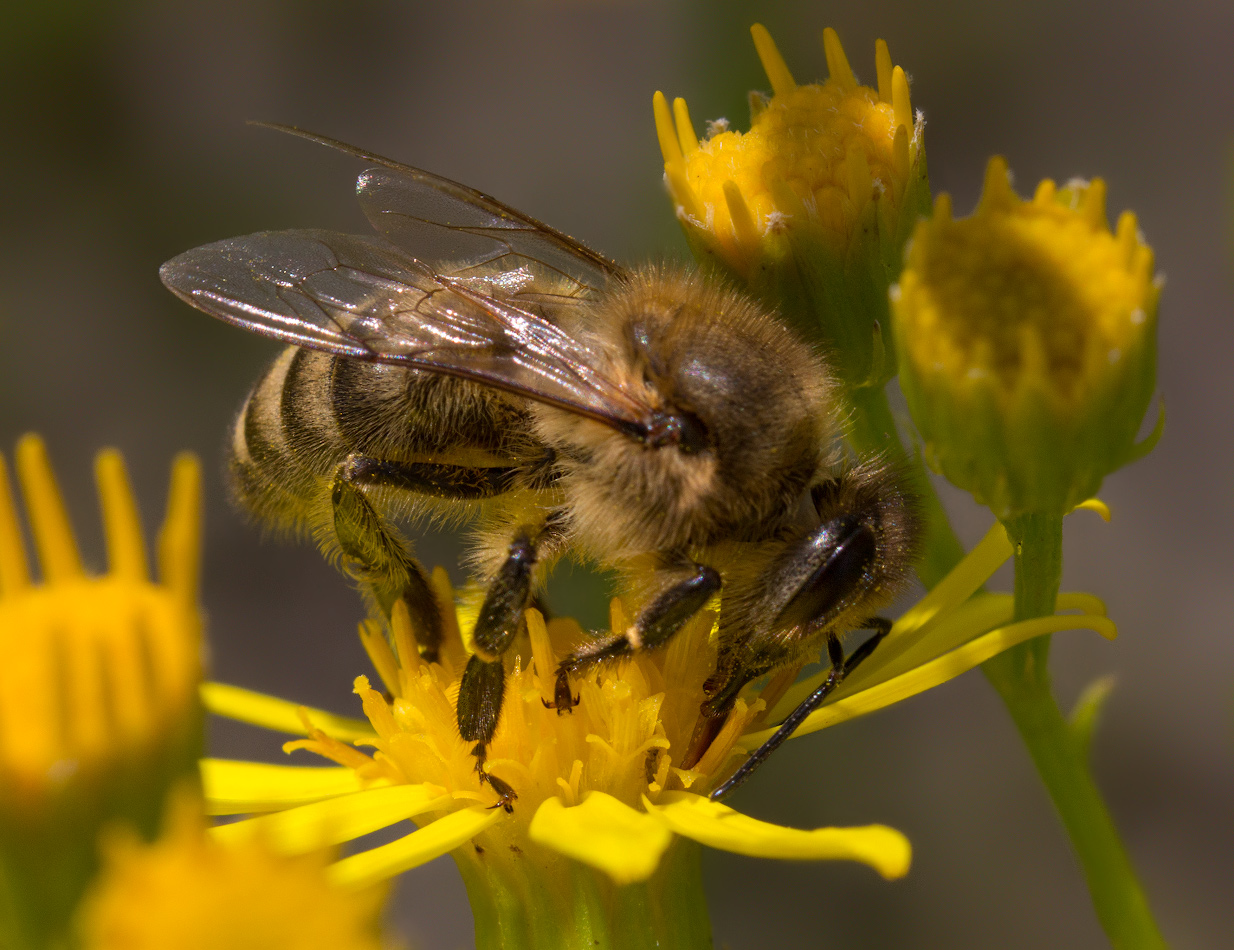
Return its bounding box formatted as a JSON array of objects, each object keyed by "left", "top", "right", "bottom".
[{"left": 1, "top": 1, "right": 1230, "bottom": 946}]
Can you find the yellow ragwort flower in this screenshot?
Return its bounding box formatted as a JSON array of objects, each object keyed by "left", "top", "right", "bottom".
[
  {"left": 76, "top": 789, "right": 391, "bottom": 950},
  {"left": 0, "top": 436, "right": 204, "bottom": 949},
  {"left": 202, "top": 509, "right": 1115, "bottom": 945},
  {"left": 655, "top": 24, "right": 930, "bottom": 388},
  {"left": 892, "top": 157, "right": 1162, "bottom": 520}
]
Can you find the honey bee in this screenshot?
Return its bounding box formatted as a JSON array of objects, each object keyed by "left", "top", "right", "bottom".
[{"left": 161, "top": 126, "right": 920, "bottom": 808}]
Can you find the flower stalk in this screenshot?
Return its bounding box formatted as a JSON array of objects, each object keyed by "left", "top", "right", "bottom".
[
  {"left": 982, "top": 514, "right": 1167, "bottom": 950},
  {"left": 460, "top": 837, "right": 710, "bottom": 950}
]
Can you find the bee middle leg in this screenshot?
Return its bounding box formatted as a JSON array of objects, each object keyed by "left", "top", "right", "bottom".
[
  {"left": 549, "top": 563, "right": 722, "bottom": 712},
  {"left": 456, "top": 517, "right": 566, "bottom": 809},
  {"left": 331, "top": 454, "right": 517, "bottom": 663}
]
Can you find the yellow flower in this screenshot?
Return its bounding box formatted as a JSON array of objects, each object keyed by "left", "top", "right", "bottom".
[
  {"left": 892, "top": 157, "right": 1162, "bottom": 520},
  {"left": 202, "top": 506, "right": 1114, "bottom": 946},
  {"left": 0, "top": 437, "right": 203, "bottom": 949},
  {"left": 655, "top": 24, "right": 930, "bottom": 388},
  {"left": 76, "top": 789, "right": 391, "bottom": 950}
]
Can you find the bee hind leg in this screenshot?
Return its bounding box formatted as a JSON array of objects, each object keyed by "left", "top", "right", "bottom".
[
  {"left": 331, "top": 463, "right": 443, "bottom": 661},
  {"left": 550, "top": 563, "right": 721, "bottom": 713}
]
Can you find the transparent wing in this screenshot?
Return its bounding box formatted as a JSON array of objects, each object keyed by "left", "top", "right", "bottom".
[
  {"left": 160, "top": 228, "right": 655, "bottom": 435},
  {"left": 257, "top": 123, "right": 622, "bottom": 297}
]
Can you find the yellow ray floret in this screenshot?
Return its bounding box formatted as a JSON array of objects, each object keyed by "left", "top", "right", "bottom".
[
  {"left": 76, "top": 791, "right": 389, "bottom": 950},
  {"left": 207, "top": 504, "right": 1114, "bottom": 890},
  {"left": 0, "top": 437, "right": 202, "bottom": 803}
]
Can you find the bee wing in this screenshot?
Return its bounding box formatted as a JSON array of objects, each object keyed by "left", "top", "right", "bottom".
[
  {"left": 255, "top": 124, "right": 623, "bottom": 297},
  {"left": 160, "top": 228, "right": 656, "bottom": 434}
]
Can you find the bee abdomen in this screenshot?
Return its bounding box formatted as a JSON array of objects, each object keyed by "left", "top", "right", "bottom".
[{"left": 229, "top": 346, "right": 339, "bottom": 535}]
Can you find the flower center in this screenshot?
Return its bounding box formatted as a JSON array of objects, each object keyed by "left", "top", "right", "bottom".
[
  {"left": 897, "top": 159, "right": 1159, "bottom": 407},
  {"left": 292, "top": 572, "right": 767, "bottom": 823}
]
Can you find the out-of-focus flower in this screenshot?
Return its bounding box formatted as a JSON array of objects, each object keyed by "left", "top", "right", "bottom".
[
  {"left": 0, "top": 437, "right": 203, "bottom": 949},
  {"left": 655, "top": 24, "right": 930, "bottom": 389},
  {"left": 202, "top": 511, "right": 1112, "bottom": 948},
  {"left": 76, "top": 788, "right": 391, "bottom": 950},
  {"left": 892, "top": 157, "right": 1162, "bottom": 521}
]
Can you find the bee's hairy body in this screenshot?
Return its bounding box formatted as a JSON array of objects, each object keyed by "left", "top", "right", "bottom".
[{"left": 161, "top": 129, "right": 920, "bottom": 807}]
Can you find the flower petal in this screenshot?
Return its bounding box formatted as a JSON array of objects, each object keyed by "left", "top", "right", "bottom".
[
  {"left": 201, "top": 682, "right": 375, "bottom": 741},
  {"left": 645, "top": 792, "right": 910, "bottom": 880},
  {"left": 327, "top": 806, "right": 501, "bottom": 890},
  {"left": 528, "top": 792, "right": 674, "bottom": 885},
  {"left": 211, "top": 784, "right": 453, "bottom": 853},
  {"left": 769, "top": 590, "right": 1106, "bottom": 722},
  {"left": 200, "top": 758, "right": 375, "bottom": 815},
  {"left": 889, "top": 521, "right": 1011, "bottom": 642},
  {"left": 745, "top": 612, "right": 1117, "bottom": 746}
]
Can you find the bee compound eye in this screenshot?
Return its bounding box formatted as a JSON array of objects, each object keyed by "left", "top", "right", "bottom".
[{"left": 645, "top": 409, "right": 710, "bottom": 454}]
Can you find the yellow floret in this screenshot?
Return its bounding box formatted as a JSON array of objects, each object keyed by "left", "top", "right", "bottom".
[
  {"left": 893, "top": 157, "right": 1161, "bottom": 519},
  {"left": 655, "top": 24, "right": 930, "bottom": 389},
  {"left": 77, "top": 792, "right": 389, "bottom": 950}
]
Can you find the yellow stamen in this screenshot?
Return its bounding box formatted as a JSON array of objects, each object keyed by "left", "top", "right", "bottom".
[
  {"left": 0, "top": 453, "right": 30, "bottom": 594},
  {"left": 96, "top": 449, "right": 148, "bottom": 582},
  {"left": 158, "top": 453, "right": 201, "bottom": 606},
  {"left": 875, "top": 39, "right": 893, "bottom": 103},
  {"left": 672, "top": 97, "right": 698, "bottom": 157},
  {"left": 16, "top": 435, "right": 82, "bottom": 581},
  {"left": 653, "top": 90, "right": 683, "bottom": 168},
  {"left": 822, "top": 27, "right": 856, "bottom": 90},
  {"left": 751, "top": 23, "right": 797, "bottom": 96},
  {"left": 723, "top": 180, "right": 760, "bottom": 252},
  {"left": 891, "top": 66, "right": 912, "bottom": 132}
]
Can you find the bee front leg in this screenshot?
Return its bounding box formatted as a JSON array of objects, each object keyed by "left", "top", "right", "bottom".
[
  {"left": 551, "top": 563, "right": 721, "bottom": 712},
  {"left": 457, "top": 529, "right": 543, "bottom": 811},
  {"left": 707, "top": 618, "right": 891, "bottom": 801}
]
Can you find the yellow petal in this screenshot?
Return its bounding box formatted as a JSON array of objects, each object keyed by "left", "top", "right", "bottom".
[
  {"left": 646, "top": 792, "right": 910, "bottom": 880},
  {"left": 745, "top": 612, "right": 1117, "bottom": 747},
  {"left": 201, "top": 682, "right": 375, "bottom": 741},
  {"left": 211, "top": 784, "right": 452, "bottom": 852},
  {"left": 528, "top": 792, "right": 674, "bottom": 885},
  {"left": 200, "top": 759, "right": 373, "bottom": 815},
  {"left": 327, "top": 806, "right": 501, "bottom": 890},
  {"left": 890, "top": 521, "right": 1012, "bottom": 642},
  {"left": 16, "top": 434, "right": 83, "bottom": 581},
  {"left": 95, "top": 449, "right": 150, "bottom": 582}
]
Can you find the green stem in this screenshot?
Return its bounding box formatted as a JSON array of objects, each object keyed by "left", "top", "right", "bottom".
[
  {"left": 983, "top": 513, "right": 1167, "bottom": 950},
  {"left": 848, "top": 388, "right": 1167, "bottom": 949},
  {"left": 455, "top": 836, "right": 712, "bottom": 950}
]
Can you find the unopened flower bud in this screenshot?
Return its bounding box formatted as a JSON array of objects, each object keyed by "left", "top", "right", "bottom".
[
  {"left": 655, "top": 24, "right": 930, "bottom": 389},
  {"left": 892, "top": 158, "right": 1162, "bottom": 520}
]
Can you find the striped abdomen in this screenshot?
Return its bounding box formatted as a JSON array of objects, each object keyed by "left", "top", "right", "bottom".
[{"left": 228, "top": 345, "right": 535, "bottom": 538}]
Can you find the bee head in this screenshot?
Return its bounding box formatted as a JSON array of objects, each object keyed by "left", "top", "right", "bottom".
[{"left": 536, "top": 267, "right": 839, "bottom": 557}]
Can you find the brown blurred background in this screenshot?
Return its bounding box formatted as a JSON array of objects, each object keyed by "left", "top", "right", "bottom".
[{"left": 1, "top": 1, "right": 1230, "bottom": 946}]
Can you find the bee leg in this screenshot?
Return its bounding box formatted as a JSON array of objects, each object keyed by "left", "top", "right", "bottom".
[
  {"left": 550, "top": 564, "right": 721, "bottom": 712},
  {"left": 331, "top": 462, "right": 443, "bottom": 661},
  {"left": 457, "top": 530, "right": 539, "bottom": 803},
  {"left": 708, "top": 617, "right": 892, "bottom": 801}
]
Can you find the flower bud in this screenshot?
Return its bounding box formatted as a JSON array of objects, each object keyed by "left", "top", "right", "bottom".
[
  {"left": 892, "top": 157, "right": 1162, "bottom": 520},
  {"left": 655, "top": 24, "right": 930, "bottom": 389},
  {"left": 0, "top": 438, "right": 204, "bottom": 948}
]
